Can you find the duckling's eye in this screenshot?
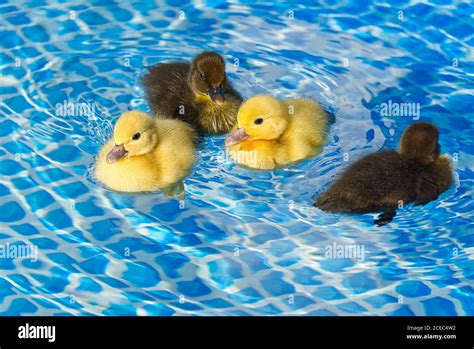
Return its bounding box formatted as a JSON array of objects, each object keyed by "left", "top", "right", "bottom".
[
  {"left": 132, "top": 132, "right": 141, "bottom": 140},
  {"left": 254, "top": 118, "right": 264, "bottom": 125},
  {"left": 199, "top": 73, "right": 205, "bottom": 80}
]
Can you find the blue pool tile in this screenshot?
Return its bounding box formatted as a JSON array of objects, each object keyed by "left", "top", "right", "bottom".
[
  {"left": 30, "top": 237, "right": 58, "bottom": 250},
  {"left": 122, "top": 262, "right": 161, "bottom": 288},
  {"left": 201, "top": 298, "right": 234, "bottom": 309},
  {"left": 275, "top": 258, "right": 299, "bottom": 267},
  {"left": 307, "top": 309, "right": 337, "bottom": 316},
  {"left": 387, "top": 305, "right": 415, "bottom": 316},
  {"left": 79, "top": 255, "right": 109, "bottom": 275},
  {"left": 226, "top": 310, "right": 252, "bottom": 316},
  {"left": 260, "top": 271, "right": 295, "bottom": 296},
  {"left": 0, "top": 299, "right": 37, "bottom": 315},
  {"left": 39, "top": 266, "right": 72, "bottom": 294},
  {"left": 77, "top": 277, "right": 102, "bottom": 293},
  {"left": 0, "top": 159, "right": 25, "bottom": 175},
  {"left": 103, "top": 304, "right": 136, "bottom": 316},
  {"left": 188, "top": 246, "right": 220, "bottom": 257},
  {"left": 78, "top": 245, "right": 103, "bottom": 259},
  {"left": 41, "top": 208, "right": 73, "bottom": 230},
  {"left": 239, "top": 251, "right": 270, "bottom": 273},
  {"left": 143, "top": 303, "right": 175, "bottom": 316},
  {"left": 287, "top": 295, "right": 315, "bottom": 310},
  {"left": 147, "top": 290, "right": 178, "bottom": 301},
  {"left": 253, "top": 303, "right": 284, "bottom": 315},
  {"left": 21, "top": 24, "right": 49, "bottom": 42},
  {"left": 396, "top": 280, "right": 431, "bottom": 298},
  {"left": 379, "top": 263, "right": 408, "bottom": 281},
  {"left": 429, "top": 277, "right": 460, "bottom": 288},
  {"left": 449, "top": 287, "right": 474, "bottom": 315},
  {"left": 3, "top": 95, "right": 31, "bottom": 113},
  {"left": 229, "top": 287, "right": 264, "bottom": 304},
  {"left": 4, "top": 137, "right": 34, "bottom": 154},
  {"left": 11, "top": 223, "right": 40, "bottom": 236},
  {"left": 318, "top": 258, "right": 355, "bottom": 272},
  {"left": 7, "top": 274, "right": 34, "bottom": 293},
  {"left": 208, "top": 257, "right": 243, "bottom": 287},
  {"left": 23, "top": 154, "right": 50, "bottom": 168},
  {"left": 75, "top": 197, "right": 104, "bottom": 217},
  {"left": 0, "top": 182, "right": 10, "bottom": 196},
  {"left": 170, "top": 301, "right": 203, "bottom": 311},
  {"left": 25, "top": 189, "right": 55, "bottom": 212},
  {"left": 33, "top": 297, "right": 60, "bottom": 309},
  {"left": 88, "top": 219, "right": 122, "bottom": 241},
  {"left": 0, "top": 119, "right": 19, "bottom": 136},
  {"left": 12, "top": 176, "right": 38, "bottom": 190},
  {"left": 422, "top": 297, "right": 457, "bottom": 316},
  {"left": 0, "top": 201, "right": 25, "bottom": 222},
  {"left": 250, "top": 227, "right": 284, "bottom": 244},
  {"left": 46, "top": 145, "right": 81, "bottom": 163},
  {"left": 313, "top": 286, "right": 346, "bottom": 301},
  {"left": 6, "top": 12, "right": 31, "bottom": 25},
  {"left": 53, "top": 181, "right": 89, "bottom": 199},
  {"left": 292, "top": 266, "right": 322, "bottom": 285},
  {"left": 55, "top": 230, "right": 85, "bottom": 244},
  {"left": 0, "top": 256, "right": 15, "bottom": 269},
  {"left": 155, "top": 252, "right": 191, "bottom": 279},
  {"left": 21, "top": 258, "right": 43, "bottom": 270},
  {"left": 176, "top": 278, "right": 212, "bottom": 298},
  {"left": 177, "top": 233, "right": 203, "bottom": 247},
  {"left": 79, "top": 10, "right": 108, "bottom": 25},
  {"left": 364, "top": 294, "right": 398, "bottom": 309},
  {"left": 107, "top": 237, "right": 168, "bottom": 257},
  {"left": 123, "top": 291, "right": 155, "bottom": 302},
  {"left": 336, "top": 302, "right": 368, "bottom": 314},
  {"left": 97, "top": 276, "right": 128, "bottom": 289},
  {"left": 343, "top": 272, "right": 377, "bottom": 295},
  {"left": 1, "top": 30, "right": 25, "bottom": 49},
  {"left": 170, "top": 216, "right": 200, "bottom": 233},
  {"left": 268, "top": 239, "right": 298, "bottom": 257},
  {"left": 46, "top": 252, "right": 77, "bottom": 265}
]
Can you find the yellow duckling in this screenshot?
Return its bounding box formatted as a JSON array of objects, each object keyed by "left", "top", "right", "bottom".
[
  {"left": 225, "top": 95, "right": 329, "bottom": 170},
  {"left": 94, "top": 111, "right": 196, "bottom": 193}
]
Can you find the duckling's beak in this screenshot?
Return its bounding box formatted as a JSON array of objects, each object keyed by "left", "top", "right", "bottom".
[
  {"left": 208, "top": 86, "right": 225, "bottom": 105},
  {"left": 225, "top": 127, "right": 249, "bottom": 146},
  {"left": 106, "top": 144, "right": 128, "bottom": 164}
]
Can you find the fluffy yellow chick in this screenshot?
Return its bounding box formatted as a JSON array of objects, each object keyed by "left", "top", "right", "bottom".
[
  {"left": 225, "top": 95, "right": 329, "bottom": 169},
  {"left": 94, "top": 111, "right": 196, "bottom": 192}
]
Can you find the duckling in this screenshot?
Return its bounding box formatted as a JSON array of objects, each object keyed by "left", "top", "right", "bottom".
[
  {"left": 94, "top": 111, "right": 196, "bottom": 193},
  {"left": 142, "top": 51, "right": 242, "bottom": 134},
  {"left": 314, "top": 122, "right": 453, "bottom": 225},
  {"left": 225, "top": 95, "right": 329, "bottom": 170}
]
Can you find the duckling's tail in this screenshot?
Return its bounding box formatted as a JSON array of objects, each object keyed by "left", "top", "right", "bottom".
[
  {"left": 313, "top": 193, "right": 342, "bottom": 212},
  {"left": 313, "top": 192, "right": 365, "bottom": 213}
]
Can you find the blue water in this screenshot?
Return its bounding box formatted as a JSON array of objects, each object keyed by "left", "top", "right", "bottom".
[{"left": 0, "top": 0, "right": 473, "bottom": 316}]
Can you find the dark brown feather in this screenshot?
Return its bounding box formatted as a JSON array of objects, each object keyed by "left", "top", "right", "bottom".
[{"left": 142, "top": 52, "right": 242, "bottom": 134}]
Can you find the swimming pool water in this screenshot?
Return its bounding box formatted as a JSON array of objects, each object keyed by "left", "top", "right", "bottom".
[{"left": 0, "top": 0, "right": 473, "bottom": 316}]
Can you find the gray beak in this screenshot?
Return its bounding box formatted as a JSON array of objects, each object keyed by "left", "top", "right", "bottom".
[{"left": 106, "top": 144, "right": 128, "bottom": 164}]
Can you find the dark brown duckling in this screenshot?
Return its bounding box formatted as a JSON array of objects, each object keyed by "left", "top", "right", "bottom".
[
  {"left": 142, "top": 51, "right": 243, "bottom": 134},
  {"left": 314, "top": 122, "right": 453, "bottom": 225}
]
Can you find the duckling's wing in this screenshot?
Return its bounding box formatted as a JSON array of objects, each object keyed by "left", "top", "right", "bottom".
[
  {"left": 414, "top": 174, "right": 440, "bottom": 205},
  {"left": 414, "top": 156, "right": 453, "bottom": 205},
  {"left": 142, "top": 62, "right": 192, "bottom": 117}
]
